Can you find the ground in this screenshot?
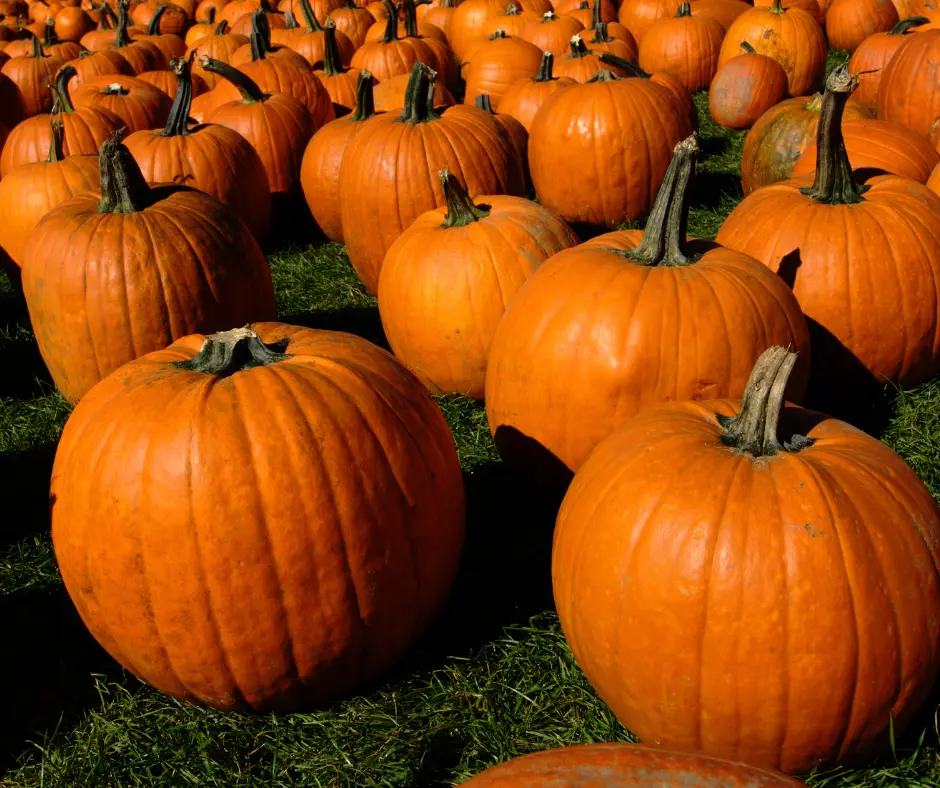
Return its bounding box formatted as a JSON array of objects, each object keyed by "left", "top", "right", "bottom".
[{"left": 3, "top": 54, "right": 940, "bottom": 787}]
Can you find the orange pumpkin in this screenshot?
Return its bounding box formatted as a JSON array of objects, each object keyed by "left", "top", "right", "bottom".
[
  {"left": 752, "top": 0, "right": 824, "bottom": 23},
  {"left": 0, "top": 34, "right": 64, "bottom": 116},
  {"left": 282, "top": 0, "right": 356, "bottom": 66},
  {"left": 497, "top": 49, "right": 576, "bottom": 132},
  {"left": 487, "top": 136, "right": 810, "bottom": 487},
  {"left": 463, "top": 31, "right": 541, "bottom": 105},
  {"left": 553, "top": 32, "right": 624, "bottom": 80},
  {"left": 616, "top": 0, "right": 674, "bottom": 42},
  {"left": 877, "top": 27, "right": 940, "bottom": 139},
  {"left": 520, "top": 10, "right": 584, "bottom": 57},
  {"left": 582, "top": 19, "right": 637, "bottom": 59},
  {"left": 53, "top": 3, "right": 93, "bottom": 38},
  {"left": 50, "top": 322, "right": 465, "bottom": 712},
  {"left": 378, "top": 170, "right": 578, "bottom": 398},
  {"left": 481, "top": 1, "right": 538, "bottom": 36},
  {"left": 372, "top": 66, "right": 453, "bottom": 108},
  {"left": 708, "top": 40, "right": 788, "bottom": 129},
  {"left": 827, "top": 0, "right": 899, "bottom": 51},
  {"left": 183, "top": 5, "right": 218, "bottom": 45},
  {"left": 327, "top": 0, "right": 371, "bottom": 45},
  {"left": 64, "top": 47, "right": 134, "bottom": 87},
  {"left": 349, "top": 0, "right": 435, "bottom": 81},
  {"left": 188, "top": 19, "right": 248, "bottom": 87},
  {"left": 69, "top": 72, "right": 173, "bottom": 131},
  {"left": 689, "top": 0, "right": 750, "bottom": 29},
  {"left": 311, "top": 18, "right": 361, "bottom": 114},
  {"left": 847, "top": 16, "right": 928, "bottom": 107},
  {"left": 639, "top": 2, "right": 724, "bottom": 92},
  {"left": 230, "top": 9, "right": 310, "bottom": 66}
]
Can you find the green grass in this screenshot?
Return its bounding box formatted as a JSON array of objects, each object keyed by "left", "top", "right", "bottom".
[{"left": 2, "top": 84, "right": 940, "bottom": 788}]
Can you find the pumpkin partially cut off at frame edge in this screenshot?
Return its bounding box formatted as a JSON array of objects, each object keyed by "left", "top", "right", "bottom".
[
  {"left": 486, "top": 134, "right": 810, "bottom": 493},
  {"left": 553, "top": 346, "right": 940, "bottom": 773},
  {"left": 51, "top": 323, "right": 466, "bottom": 712}
]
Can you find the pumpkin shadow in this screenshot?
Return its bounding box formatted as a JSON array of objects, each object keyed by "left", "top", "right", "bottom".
[
  {"left": 0, "top": 272, "right": 52, "bottom": 400},
  {"left": 280, "top": 307, "right": 389, "bottom": 351},
  {"left": 0, "top": 443, "right": 58, "bottom": 549}
]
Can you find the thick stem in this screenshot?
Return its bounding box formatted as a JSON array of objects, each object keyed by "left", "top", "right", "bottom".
[
  {"left": 586, "top": 68, "right": 620, "bottom": 82},
  {"left": 599, "top": 52, "right": 649, "bottom": 77},
  {"left": 403, "top": 0, "right": 420, "bottom": 37},
  {"left": 535, "top": 50, "right": 554, "bottom": 81},
  {"left": 115, "top": 0, "right": 131, "bottom": 47},
  {"left": 591, "top": 0, "right": 600, "bottom": 28},
  {"left": 676, "top": 2, "right": 690, "bottom": 16},
  {"left": 199, "top": 7, "right": 217, "bottom": 25},
  {"left": 102, "top": 82, "right": 130, "bottom": 95},
  {"left": 800, "top": 66, "right": 867, "bottom": 204},
  {"left": 47, "top": 117, "right": 65, "bottom": 163},
  {"left": 740, "top": 40, "right": 756, "bottom": 53},
  {"left": 214, "top": 18, "right": 229, "bottom": 33},
  {"left": 145, "top": 3, "right": 166, "bottom": 35},
  {"left": 540, "top": 10, "right": 557, "bottom": 21},
  {"left": 660, "top": 135, "right": 699, "bottom": 266},
  {"left": 43, "top": 18, "right": 57, "bottom": 46},
  {"left": 351, "top": 69, "right": 375, "bottom": 120},
  {"left": 53, "top": 64, "right": 77, "bottom": 113},
  {"left": 298, "top": 0, "right": 324, "bottom": 32},
  {"left": 97, "top": 3, "right": 114, "bottom": 30},
  {"left": 475, "top": 93, "right": 494, "bottom": 114},
  {"left": 284, "top": 10, "right": 300, "bottom": 28},
  {"left": 173, "top": 327, "right": 292, "bottom": 376},
  {"left": 380, "top": 0, "right": 397, "bottom": 40},
  {"left": 717, "top": 347, "right": 811, "bottom": 457},
  {"left": 889, "top": 15, "right": 929, "bottom": 33},
  {"left": 399, "top": 60, "right": 439, "bottom": 123},
  {"left": 590, "top": 22, "right": 612, "bottom": 43},
  {"left": 321, "top": 20, "right": 343, "bottom": 75},
  {"left": 30, "top": 33, "right": 44, "bottom": 58},
  {"left": 161, "top": 52, "right": 195, "bottom": 136},
  {"left": 568, "top": 33, "right": 589, "bottom": 57},
  {"left": 505, "top": 2, "right": 520, "bottom": 13},
  {"left": 249, "top": 10, "right": 273, "bottom": 59},
  {"left": 97, "top": 132, "right": 153, "bottom": 214},
  {"left": 198, "top": 55, "right": 267, "bottom": 102},
  {"left": 770, "top": 0, "right": 784, "bottom": 12},
  {"left": 440, "top": 169, "right": 490, "bottom": 228}
]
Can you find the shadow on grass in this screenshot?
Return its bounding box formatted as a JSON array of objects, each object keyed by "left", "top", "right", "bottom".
[
  {"left": 280, "top": 306, "right": 389, "bottom": 350},
  {"left": 0, "top": 443, "right": 57, "bottom": 550},
  {"left": 0, "top": 339, "right": 53, "bottom": 401}
]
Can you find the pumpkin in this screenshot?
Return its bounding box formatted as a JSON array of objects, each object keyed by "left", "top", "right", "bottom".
[
  {"left": 463, "top": 32, "right": 541, "bottom": 106},
  {"left": 716, "top": 0, "right": 826, "bottom": 96},
  {"left": 520, "top": 11, "right": 584, "bottom": 57},
  {"left": 378, "top": 169, "right": 577, "bottom": 399},
  {"left": 482, "top": 2, "right": 537, "bottom": 36},
  {"left": 70, "top": 73, "right": 173, "bottom": 131},
  {"left": 448, "top": 0, "right": 506, "bottom": 61},
  {"left": 339, "top": 61, "right": 525, "bottom": 294},
  {"left": 601, "top": 51, "right": 698, "bottom": 130},
  {"left": 553, "top": 346, "right": 940, "bottom": 773},
  {"left": 639, "top": 2, "right": 724, "bottom": 92},
  {"left": 928, "top": 158, "right": 940, "bottom": 194},
  {"left": 327, "top": 0, "right": 371, "bottom": 45},
  {"left": 136, "top": 6, "right": 191, "bottom": 58},
  {"left": 184, "top": 6, "right": 217, "bottom": 44},
  {"left": 876, "top": 27, "right": 940, "bottom": 139},
  {"left": 554, "top": 0, "right": 613, "bottom": 20},
  {"left": 753, "top": 0, "right": 824, "bottom": 24},
  {"left": 422, "top": 0, "right": 455, "bottom": 35},
  {"left": 372, "top": 65, "right": 452, "bottom": 108},
  {"left": 279, "top": 0, "right": 344, "bottom": 24},
  {"left": 300, "top": 69, "right": 376, "bottom": 242},
  {"left": 124, "top": 54, "right": 271, "bottom": 241},
  {"left": 312, "top": 18, "right": 361, "bottom": 115},
  {"left": 189, "top": 19, "right": 248, "bottom": 87},
  {"left": 228, "top": 0, "right": 283, "bottom": 33},
  {"left": 78, "top": 1, "right": 117, "bottom": 49},
  {"left": 792, "top": 117, "right": 939, "bottom": 183},
  {"left": 708, "top": 40, "right": 788, "bottom": 129},
  {"left": 21, "top": 134, "right": 277, "bottom": 403},
  {"left": 717, "top": 67, "right": 940, "bottom": 406},
  {"left": 689, "top": 0, "right": 750, "bottom": 29},
  {"left": 230, "top": 9, "right": 312, "bottom": 66},
  {"left": 219, "top": 0, "right": 260, "bottom": 25},
  {"left": 826, "top": 0, "right": 899, "bottom": 51},
  {"left": 39, "top": 14, "right": 80, "bottom": 53},
  {"left": 583, "top": 20, "right": 638, "bottom": 59},
  {"left": 109, "top": 0, "right": 170, "bottom": 73},
  {"left": 739, "top": 90, "right": 872, "bottom": 194},
  {"left": 498, "top": 49, "right": 575, "bottom": 132},
  {"left": 1, "top": 34, "right": 64, "bottom": 116},
  {"left": 0, "top": 118, "right": 99, "bottom": 267},
  {"left": 617, "top": 0, "right": 674, "bottom": 42},
  {"left": 349, "top": 0, "right": 435, "bottom": 81},
  {"left": 553, "top": 32, "right": 624, "bottom": 80},
  {"left": 462, "top": 744, "right": 808, "bottom": 786},
  {"left": 131, "top": 0, "right": 189, "bottom": 33},
  {"left": 50, "top": 322, "right": 465, "bottom": 712},
  {"left": 469, "top": 92, "right": 527, "bottom": 178},
  {"left": 487, "top": 135, "right": 810, "bottom": 488},
  {"left": 399, "top": 0, "right": 456, "bottom": 91},
  {"left": 529, "top": 69, "right": 692, "bottom": 227},
  {"left": 64, "top": 47, "right": 134, "bottom": 87},
  {"left": 847, "top": 16, "right": 927, "bottom": 107},
  {"left": 138, "top": 65, "right": 210, "bottom": 95}
]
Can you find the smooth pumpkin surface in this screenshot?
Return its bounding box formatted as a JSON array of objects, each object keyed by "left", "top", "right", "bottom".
[
  {"left": 847, "top": 16, "right": 927, "bottom": 106},
  {"left": 51, "top": 322, "right": 465, "bottom": 712},
  {"left": 877, "top": 27, "right": 940, "bottom": 138},
  {"left": 639, "top": 2, "right": 724, "bottom": 92},
  {"left": 826, "top": 0, "right": 899, "bottom": 51},
  {"left": 708, "top": 42, "right": 788, "bottom": 129},
  {"left": 498, "top": 50, "right": 576, "bottom": 132}
]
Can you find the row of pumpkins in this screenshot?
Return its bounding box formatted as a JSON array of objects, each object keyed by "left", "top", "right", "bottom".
[{"left": 2, "top": 0, "right": 940, "bottom": 782}]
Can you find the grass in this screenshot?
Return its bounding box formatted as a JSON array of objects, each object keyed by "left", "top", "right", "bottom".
[{"left": 2, "top": 75, "right": 940, "bottom": 787}]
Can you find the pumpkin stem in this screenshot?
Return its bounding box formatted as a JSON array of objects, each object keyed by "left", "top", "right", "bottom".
[
  {"left": 298, "top": 0, "right": 324, "bottom": 32},
  {"left": 402, "top": 0, "right": 420, "bottom": 36},
  {"left": 198, "top": 55, "right": 268, "bottom": 103},
  {"left": 351, "top": 69, "right": 375, "bottom": 120},
  {"left": 145, "top": 3, "right": 167, "bottom": 35},
  {"left": 717, "top": 347, "right": 812, "bottom": 457},
  {"left": 161, "top": 52, "right": 196, "bottom": 137},
  {"left": 799, "top": 66, "right": 867, "bottom": 205},
  {"left": 399, "top": 60, "right": 439, "bottom": 123},
  {"left": 740, "top": 40, "right": 756, "bottom": 53},
  {"left": 540, "top": 10, "right": 557, "bottom": 21},
  {"left": 660, "top": 135, "right": 699, "bottom": 266},
  {"left": 769, "top": 0, "right": 784, "bottom": 12},
  {"left": 201, "top": 7, "right": 217, "bottom": 25},
  {"left": 475, "top": 93, "right": 494, "bottom": 113},
  {"left": 47, "top": 117, "right": 65, "bottom": 163},
  {"left": 489, "top": 28, "right": 509, "bottom": 39},
  {"left": 43, "top": 18, "right": 58, "bottom": 46},
  {"left": 98, "top": 2, "right": 114, "bottom": 30},
  {"left": 214, "top": 18, "right": 229, "bottom": 33},
  {"left": 889, "top": 15, "right": 929, "bottom": 33},
  {"left": 249, "top": 10, "right": 275, "bottom": 59},
  {"left": 380, "top": 0, "right": 398, "bottom": 40},
  {"left": 535, "top": 50, "right": 555, "bottom": 81},
  {"left": 97, "top": 131, "right": 153, "bottom": 214},
  {"left": 676, "top": 1, "right": 690, "bottom": 15},
  {"left": 598, "top": 52, "right": 650, "bottom": 77},
  {"left": 590, "top": 22, "right": 613, "bottom": 43},
  {"left": 102, "top": 82, "right": 131, "bottom": 96},
  {"left": 52, "top": 64, "right": 77, "bottom": 113},
  {"left": 440, "top": 169, "right": 490, "bottom": 228},
  {"left": 284, "top": 9, "right": 300, "bottom": 28},
  {"left": 173, "top": 327, "right": 293, "bottom": 376},
  {"left": 30, "top": 32, "right": 45, "bottom": 58},
  {"left": 322, "top": 19, "right": 343, "bottom": 75},
  {"left": 591, "top": 0, "right": 601, "bottom": 28},
  {"left": 568, "top": 33, "right": 590, "bottom": 57},
  {"left": 115, "top": 0, "right": 131, "bottom": 47}
]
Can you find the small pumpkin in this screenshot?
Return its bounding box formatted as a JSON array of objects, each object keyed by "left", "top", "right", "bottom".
[
  {"left": 281, "top": 0, "right": 355, "bottom": 66},
  {"left": 708, "top": 40, "right": 788, "bottom": 129},
  {"left": 553, "top": 32, "right": 624, "bottom": 81},
  {"left": 39, "top": 16, "right": 82, "bottom": 56},
  {"left": 188, "top": 19, "right": 248, "bottom": 87},
  {"left": 349, "top": 0, "right": 436, "bottom": 81},
  {"left": 228, "top": 0, "right": 283, "bottom": 34},
  {"left": 847, "top": 16, "right": 928, "bottom": 107},
  {"left": 616, "top": 0, "right": 674, "bottom": 42},
  {"left": 69, "top": 72, "right": 173, "bottom": 131},
  {"left": 498, "top": 49, "right": 575, "bottom": 132},
  {"left": 553, "top": 346, "right": 940, "bottom": 773},
  {"left": 421, "top": 0, "right": 455, "bottom": 35},
  {"left": 583, "top": 20, "right": 638, "bottom": 60},
  {"left": 519, "top": 10, "right": 584, "bottom": 57},
  {"left": 378, "top": 169, "right": 578, "bottom": 398},
  {"left": 312, "top": 18, "right": 361, "bottom": 115},
  {"left": 64, "top": 47, "right": 134, "bottom": 87},
  {"left": 372, "top": 65, "right": 452, "bottom": 109},
  {"left": 50, "top": 322, "right": 465, "bottom": 711},
  {"left": 327, "top": 0, "right": 372, "bottom": 46},
  {"left": 463, "top": 31, "right": 542, "bottom": 107},
  {"left": 21, "top": 133, "right": 277, "bottom": 404},
  {"left": 482, "top": 1, "right": 537, "bottom": 36},
  {"left": 53, "top": 5, "right": 94, "bottom": 40},
  {"left": 184, "top": 5, "right": 218, "bottom": 45},
  {"left": 0, "top": 34, "right": 65, "bottom": 116},
  {"left": 639, "top": 2, "right": 724, "bottom": 92},
  {"left": 876, "top": 27, "right": 940, "bottom": 139},
  {"left": 448, "top": 0, "right": 507, "bottom": 61},
  {"left": 826, "top": 0, "right": 899, "bottom": 51},
  {"left": 230, "top": 8, "right": 312, "bottom": 66}
]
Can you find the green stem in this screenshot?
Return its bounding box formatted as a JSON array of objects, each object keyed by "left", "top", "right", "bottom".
[
  {"left": 145, "top": 3, "right": 166, "bottom": 35},
  {"left": 115, "top": 0, "right": 131, "bottom": 47},
  {"left": 43, "top": 18, "right": 57, "bottom": 46},
  {"left": 770, "top": 0, "right": 784, "bottom": 13},
  {"left": 590, "top": 22, "right": 612, "bottom": 43},
  {"left": 591, "top": 0, "right": 600, "bottom": 27},
  {"left": 351, "top": 69, "right": 375, "bottom": 120},
  {"left": 599, "top": 51, "right": 649, "bottom": 77},
  {"left": 889, "top": 15, "right": 929, "bottom": 33},
  {"left": 97, "top": 3, "right": 114, "bottom": 30},
  {"left": 403, "top": 0, "right": 419, "bottom": 37},
  {"left": 740, "top": 40, "right": 756, "bottom": 53},
  {"left": 161, "top": 52, "right": 195, "bottom": 137},
  {"left": 199, "top": 7, "right": 217, "bottom": 25},
  {"left": 440, "top": 169, "right": 490, "bottom": 228},
  {"left": 799, "top": 66, "right": 867, "bottom": 204},
  {"left": 97, "top": 132, "right": 153, "bottom": 214},
  {"left": 47, "top": 118, "right": 65, "bottom": 163},
  {"left": 676, "top": 2, "right": 690, "bottom": 16},
  {"left": 173, "top": 328, "right": 292, "bottom": 376},
  {"left": 30, "top": 33, "right": 44, "bottom": 59},
  {"left": 475, "top": 93, "right": 494, "bottom": 113},
  {"left": 568, "top": 33, "right": 590, "bottom": 57},
  {"left": 322, "top": 20, "right": 343, "bottom": 75},
  {"left": 534, "top": 50, "right": 554, "bottom": 81},
  {"left": 197, "top": 55, "right": 267, "bottom": 102},
  {"left": 297, "top": 0, "right": 324, "bottom": 32},
  {"left": 53, "top": 64, "right": 77, "bottom": 113},
  {"left": 399, "top": 60, "right": 439, "bottom": 123},
  {"left": 283, "top": 10, "right": 300, "bottom": 28},
  {"left": 249, "top": 10, "right": 273, "bottom": 60},
  {"left": 213, "top": 18, "right": 229, "bottom": 33},
  {"left": 489, "top": 28, "right": 508, "bottom": 39},
  {"left": 586, "top": 68, "right": 621, "bottom": 82}
]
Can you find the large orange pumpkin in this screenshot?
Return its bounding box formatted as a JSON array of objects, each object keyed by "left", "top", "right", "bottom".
[
  {"left": 462, "top": 29, "right": 541, "bottom": 106},
  {"left": 486, "top": 136, "right": 810, "bottom": 489},
  {"left": 528, "top": 69, "right": 692, "bottom": 227},
  {"left": 639, "top": 2, "right": 724, "bottom": 92},
  {"left": 718, "top": 68, "right": 940, "bottom": 407},
  {"left": 69, "top": 72, "right": 174, "bottom": 131},
  {"left": 64, "top": 47, "right": 135, "bottom": 88},
  {"left": 876, "top": 27, "right": 940, "bottom": 139},
  {"left": 21, "top": 134, "right": 277, "bottom": 403},
  {"left": 519, "top": 10, "right": 584, "bottom": 56},
  {"left": 617, "top": 0, "right": 674, "bottom": 41},
  {"left": 462, "top": 744, "right": 807, "bottom": 786},
  {"left": 497, "top": 49, "right": 576, "bottom": 132},
  {"left": 553, "top": 346, "right": 940, "bottom": 773},
  {"left": 826, "top": 0, "right": 899, "bottom": 51},
  {"left": 847, "top": 16, "right": 927, "bottom": 107},
  {"left": 189, "top": 20, "right": 249, "bottom": 87},
  {"left": 377, "top": 170, "right": 578, "bottom": 398},
  {"left": 338, "top": 62, "right": 525, "bottom": 294},
  {"left": 0, "top": 34, "right": 64, "bottom": 116},
  {"left": 50, "top": 322, "right": 465, "bottom": 712},
  {"left": 349, "top": 0, "right": 437, "bottom": 81}
]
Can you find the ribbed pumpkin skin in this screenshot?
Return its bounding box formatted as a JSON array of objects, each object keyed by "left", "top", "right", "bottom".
[
  {"left": 189, "top": 31, "right": 250, "bottom": 88},
  {"left": 716, "top": 4, "right": 826, "bottom": 96},
  {"left": 520, "top": 13, "right": 585, "bottom": 57},
  {"left": 826, "top": 0, "right": 899, "bottom": 52},
  {"left": 377, "top": 194, "right": 579, "bottom": 399},
  {"left": 498, "top": 71, "right": 576, "bottom": 132},
  {"left": 484, "top": 233, "right": 810, "bottom": 481},
  {"left": 50, "top": 322, "right": 466, "bottom": 712},
  {"left": 462, "top": 744, "right": 807, "bottom": 786},
  {"left": 791, "top": 118, "right": 940, "bottom": 183},
  {"left": 339, "top": 106, "right": 525, "bottom": 294},
  {"left": 717, "top": 175, "right": 940, "bottom": 388},
  {"left": 553, "top": 398, "right": 940, "bottom": 773},
  {"left": 708, "top": 50, "right": 788, "bottom": 129},
  {"left": 21, "top": 186, "right": 277, "bottom": 403},
  {"left": 740, "top": 94, "right": 872, "bottom": 194},
  {"left": 64, "top": 50, "right": 135, "bottom": 89},
  {"left": 639, "top": 10, "right": 725, "bottom": 92},
  {"left": 617, "top": 0, "right": 675, "bottom": 42},
  {"left": 877, "top": 29, "right": 940, "bottom": 138},
  {"left": 1, "top": 49, "right": 65, "bottom": 117},
  {"left": 463, "top": 34, "right": 542, "bottom": 107},
  {"left": 847, "top": 20, "right": 923, "bottom": 106},
  {"left": 690, "top": 0, "right": 751, "bottom": 30},
  {"left": 70, "top": 74, "right": 174, "bottom": 132},
  {"left": 528, "top": 78, "right": 692, "bottom": 227}
]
